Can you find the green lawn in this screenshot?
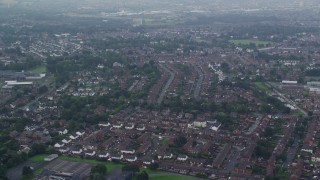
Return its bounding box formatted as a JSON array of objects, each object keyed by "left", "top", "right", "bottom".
[
  {"left": 150, "top": 175, "right": 193, "bottom": 180},
  {"left": 59, "top": 155, "right": 124, "bottom": 172},
  {"left": 29, "top": 154, "right": 49, "bottom": 162},
  {"left": 160, "top": 139, "right": 169, "bottom": 145},
  {"left": 30, "top": 65, "right": 47, "bottom": 73},
  {"left": 144, "top": 169, "right": 165, "bottom": 175},
  {"left": 229, "top": 39, "right": 272, "bottom": 46},
  {"left": 293, "top": 111, "right": 305, "bottom": 117},
  {"left": 34, "top": 167, "right": 44, "bottom": 175},
  {"left": 255, "top": 82, "right": 272, "bottom": 93}
]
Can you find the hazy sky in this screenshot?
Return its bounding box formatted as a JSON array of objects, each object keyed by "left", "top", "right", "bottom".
[{"left": 1, "top": 0, "right": 319, "bottom": 13}]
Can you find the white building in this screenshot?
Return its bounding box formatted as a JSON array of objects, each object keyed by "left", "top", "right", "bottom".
[
  {"left": 163, "top": 153, "right": 173, "bottom": 159},
  {"left": 71, "top": 149, "right": 83, "bottom": 155},
  {"left": 54, "top": 143, "right": 64, "bottom": 148},
  {"left": 62, "top": 139, "right": 71, "bottom": 144},
  {"left": 44, "top": 154, "right": 58, "bottom": 162},
  {"left": 177, "top": 155, "right": 188, "bottom": 161},
  {"left": 121, "top": 149, "right": 135, "bottom": 154},
  {"left": 58, "top": 129, "right": 68, "bottom": 135},
  {"left": 125, "top": 156, "right": 137, "bottom": 162},
  {"left": 85, "top": 151, "right": 96, "bottom": 157},
  {"left": 113, "top": 124, "right": 123, "bottom": 129},
  {"left": 110, "top": 154, "right": 123, "bottom": 160},
  {"left": 59, "top": 147, "right": 69, "bottom": 153},
  {"left": 76, "top": 131, "right": 85, "bottom": 136},
  {"left": 282, "top": 80, "right": 298, "bottom": 84},
  {"left": 98, "top": 152, "right": 109, "bottom": 158},
  {"left": 125, "top": 124, "right": 135, "bottom": 130},
  {"left": 193, "top": 121, "right": 207, "bottom": 128},
  {"left": 136, "top": 125, "right": 145, "bottom": 131},
  {"left": 98, "top": 122, "right": 110, "bottom": 127}
]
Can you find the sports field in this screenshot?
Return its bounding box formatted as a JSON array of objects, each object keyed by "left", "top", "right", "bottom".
[{"left": 30, "top": 65, "right": 47, "bottom": 73}]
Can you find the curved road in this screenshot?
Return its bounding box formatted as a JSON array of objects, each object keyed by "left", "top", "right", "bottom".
[{"left": 157, "top": 64, "right": 175, "bottom": 104}]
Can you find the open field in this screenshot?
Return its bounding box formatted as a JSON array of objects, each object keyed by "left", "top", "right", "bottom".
[
  {"left": 30, "top": 65, "right": 47, "bottom": 73},
  {"left": 160, "top": 138, "right": 169, "bottom": 145},
  {"left": 293, "top": 110, "right": 305, "bottom": 117},
  {"left": 34, "top": 167, "right": 44, "bottom": 175},
  {"left": 59, "top": 155, "right": 124, "bottom": 172},
  {"left": 29, "top": 154, "right": 49, "bottom": 162},
  {"left": 255, "top": 82, "right": 272, "bottom": 93},
  {"left": 229, "top": 39, "right": 272, "bottom": 46},
  {"left": 29, "top": 154, "right": 179, "bottom": 177}
]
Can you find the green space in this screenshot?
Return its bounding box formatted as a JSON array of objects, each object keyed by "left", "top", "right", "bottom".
[
  {"left": 30, "top": 65, "right": 47, "bottom": 73},
  {"left": 229, "top": 39, "right": 272, "bottom": 46},
  {"left": 28, "top": 155, "right": 167, "bottom": 176},
  {"left": 293, "top": 110, "right": 305, "bottom": 117},
  {"left": 144, "top": 169, "right": 164, "bottom": 175},
  {"left": 59, "top": 155, "right": 124, "bottom": 172},
  {"left": 29, "top": 154, "right": 49, "bottom": 162},
  {"left": 255, "top": 82, "right": 272, "bottom": 93},
  {"left": 150, "top": 175, "right": 193, "bottom": 180},
  {"left": 160, "top": 138, "right": 169, "bottom": 145},
  {"left": 34, "top": 167, "right": 44, "bottom": 175}
]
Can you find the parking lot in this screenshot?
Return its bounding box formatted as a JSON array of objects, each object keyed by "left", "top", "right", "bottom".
[{"left": 44, "top": 159, "right": 93, "bottom": 177}]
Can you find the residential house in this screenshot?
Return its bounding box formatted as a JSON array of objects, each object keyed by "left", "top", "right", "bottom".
[{"left": 177, "top": 155, "right": 188, "bottom": 161}]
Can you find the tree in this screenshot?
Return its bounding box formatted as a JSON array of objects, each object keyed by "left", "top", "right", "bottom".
[
  {"left": 39, "top": 85, "right": 48, "bottom": 94},
  {"left": 89, "top": 164, "right": 107, "bottom": 180},
  {"left": 122, "top": 164, "right": 139, "bottom": 172},
  {"left": 174, "top": 136, "right": 187, "bottom": 147},
  {"left": 0, "top": 165, "right": 8, "bottom": 180},
  {"left": 136, "top": 171, "right": 149, "bottom": 180},
  {"left": 30, "top": 144, "right": 46, "bottom": 156},
  {"left": 22, "top": 166, "right": 34, "bottom": 179},
  {"left": 221, "top": 62, "right": 230, "bottom": 73},
  {"left": 149, "top": 163, "right": 159, "bottom": 170},
  {"left": 196, "top": 173, "right": 208, "bottom": 178}
]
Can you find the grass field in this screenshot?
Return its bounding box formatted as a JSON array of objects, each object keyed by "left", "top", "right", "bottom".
[
  {"left": 160, "top": 139, "right": 169, "bottom": 145},
  {"left": 29, "top": 154, "right": 49, "bottom": 162},
  {"left": 30, "top": 65, "right": 47, "bottom": 73},
  {"left": 144, "top": 169, "right": 165, "bottom": 174},
  {"left": 59, "top": 155, "right": 125, "bottom": 172},
  {"left": 34, "top": 167, "right": 44, "bottom": 175},
  {"left": 150, "top": 175, "right": 193, "bottom": 180},
  {"left": 255, "top": 82, "right": 272, "bottom": 93},
  {"left": 293, "top": 111, "right": 305, "bottom": 117},
  {"left": 229, "top": 39, "right": 272, "bottom": 46},
  {"left": 29, "top": 155, "right": 167, "bottom": 175}
]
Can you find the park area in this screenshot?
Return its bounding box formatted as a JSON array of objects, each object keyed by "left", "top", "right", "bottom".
[
  {"left": 30, "top": 65, "right": 47, "bottom": 73},
  {"left": 255, "top": 82, "right": 272, "bottom": 93},
  {"left": 26, "top": 154, "right": 199, "bottom": 179}
]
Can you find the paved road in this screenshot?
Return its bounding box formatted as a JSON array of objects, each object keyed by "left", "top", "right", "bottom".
[
  {"left": 194, "top": 66, "right": 204, "bottom": 99},
  {"left": 223, "top": 150, "right": 240, "bottom": 173},
  {"left": 284, "top": 138, "right": 300, "bottom": 168},
  {"left": 157, "top": 64, "right": 175, "bottom": 104}
]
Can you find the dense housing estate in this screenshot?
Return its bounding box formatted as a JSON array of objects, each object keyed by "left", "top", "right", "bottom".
[{"left": 1, "top": 1, "right": 320, "bottom": 180}]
